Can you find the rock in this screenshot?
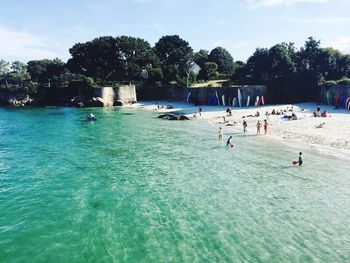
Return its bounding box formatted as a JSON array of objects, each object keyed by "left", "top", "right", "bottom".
[
  {"left": 114, "top": 100, "right": 125, "bottom": 106},
  {"left": 21, "top": 95, "right": 34, "bottom": 105},
  {"left": 179, "top": 115, "right": 190, "bottom": 120},
  {"left": 77, "top": 102, "right": 84, "bottom": 108},
  {"left": 8, "top": 98, "right": 24, "bottom": 107},
  {"left": 158, "top": 113, "right": 189, "bottom": 120},
  {"left": 86, "top": 97, "right": 106, "bottom": 107}
]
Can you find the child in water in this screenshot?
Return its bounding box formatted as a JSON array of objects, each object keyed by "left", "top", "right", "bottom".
[
  {"left": 226, "top": 136, "right": 233, "bottom": 148},
  {"left": 298, "top": 152, "right": 303, "bottom": 166},
  {"left": 256, "top": 120, "right": 262, "bottom": 135},
  {"left": 263, "top": 119, "right": 268, "bottom": 134},
  {"left": 243, "top": 120, "right": 247, "bottom": 133}
]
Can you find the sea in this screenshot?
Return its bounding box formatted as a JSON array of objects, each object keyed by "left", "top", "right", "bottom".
[{"left": 0, "top": 106, "right": 349, "bottom": 262}]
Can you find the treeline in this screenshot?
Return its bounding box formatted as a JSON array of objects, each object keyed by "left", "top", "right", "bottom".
[
  {"left": 233, "top": 37, "right": 350, "bottom": 102},
  {"left": 0, "top": 35, "right": 350, "bottom": 103}
]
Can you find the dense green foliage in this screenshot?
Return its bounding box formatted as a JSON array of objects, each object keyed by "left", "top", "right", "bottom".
[
  {"left": 336, "top": 78, "right": 350, "bottom": 85},
  {"left": 208, "top": 47, "right": 235, "bottom": 74},
  {"left": 154, "top": 35, "right": 193, "bottom": 85},
  {"left": 231, "top": 37, "right": 350, "bottom": 102},
  {"left": 1, "top": 35, "right": 350, "bottom": 104}
]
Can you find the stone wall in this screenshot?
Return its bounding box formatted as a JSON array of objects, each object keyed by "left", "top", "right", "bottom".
[
  {"left": 94, "top": 85, "right": 137, "bottom": 105},
  {"left": 136, "top": 85, "right": 267, "bottom": 106},
  {"left": 319, "top": 85, "right": 350, "bottom": 103},
  {"left": 115, "top": 85, "right": 137, "bottom": 103}
]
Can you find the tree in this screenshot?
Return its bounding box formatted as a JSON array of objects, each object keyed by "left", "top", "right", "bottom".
[
  {"left": 201, "top": 62, "right": 219, "bottom": 80},
  {"left": 146, "top": 67, "right": 163, "bottom": 84},
  {"left": 245, "top": 48, "right": 270, "bottom": 84},
  {"left": 267, "top": 43, "right": 297, "bottom": 102},
  {"left": 0, "top": 59, "right": 10, "bottom": 77},
  {"left": 27, "top": 58, "right": 65, "bottom": 84},
  {"left": 208, "top": 47, "right": 234, "bottom": 74},
  {"left": 67, "top": 36, "right": 120, "bottom": 82},
  {"left": 67, "top": 36, "right": 159, "bottom": 83},
  {"left": 11, "top": 61, "right": 30, "bottom": 85},
  {"left": 154, "top": 35, "right": 193, "bottom": 84},
  {"left": 194, "top": 49, "right": 209, "bottom": 69},
  {"left": 338, "top": 54, "right": 350, "bottom": 78},
  {"left": 115, "top": 36, "right": 159, "bottom": 81},
  {"left": 231, "top": 61, "right": 246, "bottom": 84}
]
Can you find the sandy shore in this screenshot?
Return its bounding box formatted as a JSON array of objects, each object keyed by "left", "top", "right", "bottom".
[{"left": 135, "top": 100, "right": 350, "bottom": 154}]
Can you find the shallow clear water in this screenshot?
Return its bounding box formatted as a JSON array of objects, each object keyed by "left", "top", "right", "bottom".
[{"left": 0, "top": 107, "right": 349, "bottom": 262}]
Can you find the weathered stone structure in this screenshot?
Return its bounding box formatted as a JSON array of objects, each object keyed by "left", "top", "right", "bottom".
[
  {"left": 319, "top": 84, "right": 350, "bottom": 103},
  {"left": 94, "top": 85, "right": 137, "bottom": 106},
  {"left": 136, "top": 85, "right": 267, "bottom": 106}
]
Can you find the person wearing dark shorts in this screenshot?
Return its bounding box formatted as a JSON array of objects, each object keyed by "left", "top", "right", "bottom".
[{"left": 298, "top": 152, "right": 303, "bottom": 166}]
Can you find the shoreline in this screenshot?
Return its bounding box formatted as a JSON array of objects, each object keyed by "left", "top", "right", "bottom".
[{"left": 135, "top": 100, "right": 350, "bottom": 158}]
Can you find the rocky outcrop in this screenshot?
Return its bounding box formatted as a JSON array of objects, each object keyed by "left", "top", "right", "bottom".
[
  {"left": 0, "top": 94, "right": 35, "bottom": 106},
  {"left": 85, "top": 97, "right": 106, "bottom": 107},
  {"left": 114, "top": 100, "right": 126, "bottom": 106},
  {"left": 158, "top": 113, "right": 190, "bottom": 120}
]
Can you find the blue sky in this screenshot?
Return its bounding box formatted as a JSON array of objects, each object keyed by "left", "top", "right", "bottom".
[{"left": 1, "top": 0, "right": 350, "bottom": 62}]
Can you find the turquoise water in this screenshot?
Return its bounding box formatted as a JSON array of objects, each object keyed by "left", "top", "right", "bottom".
[{"left": 0, "top": 107, "right": 349, "bottom": 262}]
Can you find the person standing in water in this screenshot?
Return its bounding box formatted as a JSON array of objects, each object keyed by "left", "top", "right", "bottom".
[
  {"left": 226, "top": 136, "right": 233, "bottom": 147},
  {"left": 218, "top": 127, "right": 224, "bottom": 141},
  {"left": 298, "top": 152, "right": 303, "bottom": 166},
  {"left": 263, "top": 119, "right": 268, "bottom": 135},
  {"left": 256, "top": 120, "right": 262, "bottom": 135},
  {"left": 243, "top": 120, "right": 247, "bottom": 133}
]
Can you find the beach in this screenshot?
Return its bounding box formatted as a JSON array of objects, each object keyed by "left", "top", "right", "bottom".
[{"left": 136, "top": 101, "right": 350, "bottom": 156}]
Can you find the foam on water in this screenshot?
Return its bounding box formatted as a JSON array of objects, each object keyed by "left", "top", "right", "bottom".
[{"left": 0, "top": 107, "right": 349, "bottom": 262}]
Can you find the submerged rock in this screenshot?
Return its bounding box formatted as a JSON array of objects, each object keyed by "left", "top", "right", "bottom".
[{"left": 158, "top": 113, "right": 189, "bottom": 120}]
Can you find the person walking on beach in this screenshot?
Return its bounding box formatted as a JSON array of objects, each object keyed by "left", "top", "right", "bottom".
[
  {"left": 263, "top": 119, "right": 268, "bottom": 135},
  {"left": 298, "top": 152, "right": 303, "bottom": 166},
  {"left": 243, "top": 120, "right": 247, "bottom": 133},
  {"left": 218, "top": 127, "right": 223, "bottom": 141},
  {"left": 199, "top": 107, "right": 203, "bottom": 116},
  {"left": 226, "top": 136, "right": 233, "bottom": 148},
  {"left": 256, "top": 120, "right": 262, "bottom": 135}
]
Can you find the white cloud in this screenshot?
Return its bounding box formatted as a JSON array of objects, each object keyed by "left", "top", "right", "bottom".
[
  {"left": 328, "top": 36, "right": 350, "bottom": 54},
  {"left": 0, "top": 25, "right": 59, "bottom": 62},
  {"left": 275, "top": 16, "right": 350, "bottom": 26},
  {"left": 242, "top": 0, "right": 331, "bottom": 8}
]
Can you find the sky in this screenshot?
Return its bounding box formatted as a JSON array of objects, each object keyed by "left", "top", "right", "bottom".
[{"left": 1, "top": 0, "right": 350, "bottom": 62}]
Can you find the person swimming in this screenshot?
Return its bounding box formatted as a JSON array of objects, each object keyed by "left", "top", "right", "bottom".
[{"left": 87, "top": 113, "right": 96, "bottom": 121}]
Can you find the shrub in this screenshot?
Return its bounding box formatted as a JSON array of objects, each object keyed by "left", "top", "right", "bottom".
[
  {"left": 323, "top": 80, "right": 337, "bottom": 87},
  {"left": 336, "top": 78, "right": 350, "bottom": 85}
]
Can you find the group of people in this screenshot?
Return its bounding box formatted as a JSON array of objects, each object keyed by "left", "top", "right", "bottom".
[
  {"left": 193, "top": 107, "right": 203, "bottom": 118},
  {"left": 218, "top": 120, "right": 303, "bottom": 166},
  {"left": 218, "top": 119, "right": 269, "bottom": 143},
  {"left": 156, "top": 103, "right": 174, "bottom": 110},
  {"left": 313, "top": 107, "right": 328, "bottom": 118},
  {"left": 270, "top": 106, "right": 293, "bottom": 115},
  {"left": 239, "top": 119, "right": 268, "bottom": 135}
]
